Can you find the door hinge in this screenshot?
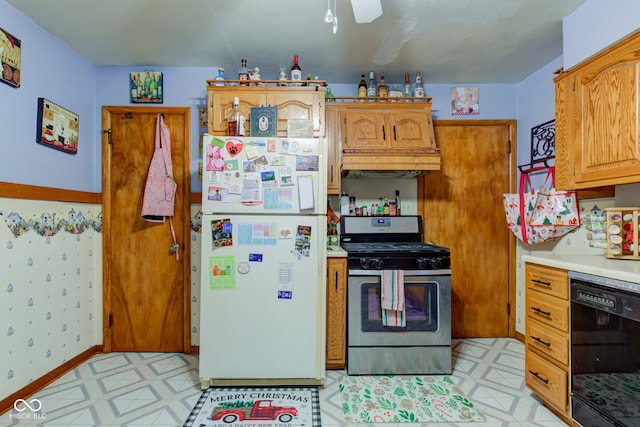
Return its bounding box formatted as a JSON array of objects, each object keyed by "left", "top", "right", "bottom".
[
  {"left": 108, "top": 313, "right": 113, "bottom": 328},
  {"left": 102, "top": 129, "right": 112, "bottom": 144},
  {"left": 507, "top": 302, "right": 511, "bottom": 315}
]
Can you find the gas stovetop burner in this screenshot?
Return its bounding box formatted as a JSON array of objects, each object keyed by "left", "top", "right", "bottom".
[{"left": 339, "top": 216, "right": 451, "bottom": 271}]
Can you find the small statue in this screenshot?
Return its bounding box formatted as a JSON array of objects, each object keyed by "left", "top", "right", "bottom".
[{"left": 249, "top": 67, "right": 262, "bottom": 86}]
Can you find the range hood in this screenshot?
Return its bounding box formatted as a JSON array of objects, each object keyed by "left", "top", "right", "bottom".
[
  {"left": 344, "top": 170, "right": 424, "bottom": 179},
  {"left": 341, "top": 148, "right": 441, "bottom": 178}
]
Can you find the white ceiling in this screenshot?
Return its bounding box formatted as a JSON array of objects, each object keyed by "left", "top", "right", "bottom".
[{"left": 8, "top": 0, "right": 587, "bottom": 84}]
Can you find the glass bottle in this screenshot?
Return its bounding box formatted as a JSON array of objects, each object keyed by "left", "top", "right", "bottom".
[
  {"left": 377, "top": 75, "right": 388, "bottom": 101},
  {"left": 238, "top": 59, "right": 249, "bottom": 86},
  {"left": 367, "top": 71, "right": 377, "bottom": 101},
  {"left": 395, "top": 190, "right": 401, "bottom": 216},
  {"left": 214, "top": 67, "right": 225, "bottom": 86},
  {"left": 357, "top": 74, "right": 367, "bottom": 102},
  {"left": 290, "top": 54, "right": 302, "bottom": 86},
  {"left": 383, "top": 197, "right": 390, "bottom": 215},
  {"left": 403, "top": 72, "right": 412, "bottom": 100},
  {"left": 389, "top": 84, "right": 402, "bottom": 101},
  {"left": 414, "top": 72, "right": 425, "bottom": 99},
  {"left": 227, "top": 96, "right": 246, "bottom": 136},
  {"left": 278, "top": 64, "right": 288, "bottom": 86},
  {"left": 325, "top": 87, "right": 335, "bottom": 102}
]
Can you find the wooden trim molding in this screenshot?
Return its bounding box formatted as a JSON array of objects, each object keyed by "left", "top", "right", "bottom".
[
  {"left": 0, "top": 345, "right": 102, "bottom": 416},
  {"left": 191, "top": 192, "right": 202, "bottom": 204},
  {"left": 0, "top": 182, "right": 101, "bottom": 204}
]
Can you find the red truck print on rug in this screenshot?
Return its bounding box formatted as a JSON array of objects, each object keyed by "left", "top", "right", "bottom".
[{"left": 211, "top": 399, "right": 298, "bottom": 423}]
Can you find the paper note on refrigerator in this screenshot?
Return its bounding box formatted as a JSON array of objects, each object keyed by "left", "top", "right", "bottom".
[
  {"left": 297, "top": 175, "right": 314, "bottom": 210},
  {"left": 209, "top": 256, "right": 236, "bottom": 290}
]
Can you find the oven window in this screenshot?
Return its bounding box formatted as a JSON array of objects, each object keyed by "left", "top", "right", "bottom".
[{"left": 361, "top": 282, "right": 438, "bottom": 332}]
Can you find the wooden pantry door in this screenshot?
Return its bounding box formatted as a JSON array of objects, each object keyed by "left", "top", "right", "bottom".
[
  {"left": 102, "top": 106, "right": 191, "bottom": 352},
  {"left": 419, "top": 120, "right": 516, "bottom": 338}
]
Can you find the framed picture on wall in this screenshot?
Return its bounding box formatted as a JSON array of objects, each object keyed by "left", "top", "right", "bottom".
[
  {"left": 0, "top": 27, "right": 21, "bottom": 88},
  {"left": 130, "top": 71, "right": 163, "bottom": 103},
  {"left": 36, "top": 98, "right": 79, "bottom": 155}
]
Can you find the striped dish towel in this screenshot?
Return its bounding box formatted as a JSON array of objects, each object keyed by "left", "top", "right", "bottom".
[{"left": 381, "top": 270, "right": 405, "bottom": 327}]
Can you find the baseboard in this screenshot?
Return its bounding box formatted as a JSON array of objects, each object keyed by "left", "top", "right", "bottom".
[
  {"left": 0, "top": 345, "right": 102, "bottom": 416},
  {"left": 514, "top": 331, "right": 525, "bottom": 343}
]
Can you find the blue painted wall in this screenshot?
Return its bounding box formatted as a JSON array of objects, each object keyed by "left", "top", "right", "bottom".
[
  {"left": 0, "top": 1, "right": 97, "bottom": 192},
  {"left": 2, "top": 0, "right": 639, "bottom": 195}
]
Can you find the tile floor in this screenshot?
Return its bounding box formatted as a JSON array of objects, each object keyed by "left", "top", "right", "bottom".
[{"left": 0, "top": 338, "right": 569, "bottom": 426}]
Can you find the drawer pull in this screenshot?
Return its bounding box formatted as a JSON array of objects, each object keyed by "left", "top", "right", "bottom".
[
  {"left": 532, "top": 279, "right": 551, "bottom": 286},
  {"left": 529, "top": 370, "right": 550, "bottom": 384},
  {"left": 531, "top": 335, "right": 551, "bottom": 347},
  {"left": 531, "top": 306, "right": 551, "bottom": 317}
]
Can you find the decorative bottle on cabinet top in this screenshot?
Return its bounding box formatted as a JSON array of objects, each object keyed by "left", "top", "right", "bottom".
[
  {"left": 377, "top": 75, "right": 388, "bottom": 101},
  {"left": 238, "top": 59, "right": 249, "bottom": 86},
  {"left": 367, "top": 71, "right": 377, "bottom": 101},
  {"left": 357, "top": 74, "right": 367, "bottom": 101},
  {"left": 290, "top": 54, "right": 302, "bottom": 86},
  {"left": 414, "top": 72, "right": 425, "bottom": 98}
]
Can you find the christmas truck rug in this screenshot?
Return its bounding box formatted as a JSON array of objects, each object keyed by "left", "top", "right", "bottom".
[{"left": 183, "top": 387, "right": 321, "bottom": 427}]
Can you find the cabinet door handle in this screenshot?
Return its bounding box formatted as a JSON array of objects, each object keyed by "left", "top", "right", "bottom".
[
  {"left": 382, "top": 125, "right": 386, "bottom": 140},
  {"left": 532, "top": 279, "right": 551, "bottom": 287},
  {"left": 529, "top": 370, "right": 550, "bottom": 385},
  {"left": 531, "top": 335, "right": 551, "bottom": 347},
  {"left": 530, "top": 306, "right": 551, "bottom": 317},
  {"left": 393, "top": 125, "right": 397, "bottom": 141},
  {"left": 330, "top": 164, "right": 334, "bottom": 181},
  {"left": 335, "top": 271, "right": 338, "bottom": 291}
]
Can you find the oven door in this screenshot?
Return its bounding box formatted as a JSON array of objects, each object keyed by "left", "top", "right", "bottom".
[
  {"left": 570, "top": 273, "right": 640, "bottom": 427},
  {"left": 347, "top": 269, "right": 451, "bottom": 347}
]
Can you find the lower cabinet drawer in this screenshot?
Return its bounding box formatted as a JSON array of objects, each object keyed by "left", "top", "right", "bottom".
[
  {"left": 525, "top": 351, "right": 568, "bottom": 412},
  {"left": 527, "top": 319, "right": 569, "bottom": 366},
  {"left": 526, "top": 291, "right": 569, "bottom": 332}
]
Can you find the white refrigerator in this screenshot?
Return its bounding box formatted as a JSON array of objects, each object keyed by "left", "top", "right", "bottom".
[{"left": 199, "top": 135, "right": 327, "bottom": 388}]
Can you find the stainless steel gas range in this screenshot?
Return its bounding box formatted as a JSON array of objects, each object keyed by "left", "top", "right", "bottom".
[{"left": 340, "top": 215, "right": 452, "bottom": 375}]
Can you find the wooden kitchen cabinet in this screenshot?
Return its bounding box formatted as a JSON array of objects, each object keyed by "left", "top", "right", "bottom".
[
  {"left": 524, "top": 263, "right": 571, "bottom": 421},
  {"left": 338, "top": 102, "right": 440, "bottom": 171},
  {"left": 341, "top": 104, "right": 436, "bottom": 150},
  {"left": 325, "top": 104, "right": 341, "bottom": 195},
  {"left": 326, "top": 257, "right": 347, "bottom": 369},
  {"left": 555, "top": 30, "right": 640, "bottom": 189},
  {"left": 206, "top": 85, "right": 325, "bottom": 137}
]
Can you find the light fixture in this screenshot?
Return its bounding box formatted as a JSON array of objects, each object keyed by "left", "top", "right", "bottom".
[
  {"left": 323, "top": 0, "right": 333, "bottom": 23},
  {"left": 322, "top": 0, "right": 338, "bottom": 33},
  {"left": 332, "top": 0, "right": 338, "bottom": 33}
]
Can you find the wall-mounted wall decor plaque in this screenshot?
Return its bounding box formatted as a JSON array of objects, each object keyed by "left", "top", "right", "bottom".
[{"left": 36, "top": 98, "right": 79, "bottom": 155}]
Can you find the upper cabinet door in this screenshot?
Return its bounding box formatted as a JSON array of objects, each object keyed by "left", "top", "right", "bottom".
[
  {"left": 207, "top": 86, "right": 325, "bottom": 137},
  {"left": 555, "top": 31, "right": 640, "bottom": 189},
  {"left": 578, "top": 60, "right": 640, "bottom": 182},
  {"left": 387, "top": 111, "right": 433, "bottom": 149},
  {"left": 341, "top": 110, "right": 388, "bottom": 149}
]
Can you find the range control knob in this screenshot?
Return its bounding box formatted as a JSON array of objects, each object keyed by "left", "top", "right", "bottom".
[
  {"left": 417, "top": 257, "right": 445, "bottom": 269},
  {"left": 361, "top": 257, "right": 384, "bottom": 270}
]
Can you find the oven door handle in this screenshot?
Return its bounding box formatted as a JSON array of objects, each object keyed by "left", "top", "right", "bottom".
[{"left": 348, "top": 269, "right": 452, "bottom": 276}]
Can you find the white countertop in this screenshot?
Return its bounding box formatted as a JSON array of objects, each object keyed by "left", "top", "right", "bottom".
[
  {"left": 326, "top": 246, "right": 348, "bottom": 258},
  {"left": 522, "top": 254, "right": 640, "bottom": 283}
]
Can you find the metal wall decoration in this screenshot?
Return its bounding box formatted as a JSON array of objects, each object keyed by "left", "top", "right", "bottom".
[
  {"left": 0, "top": 27, "right": 21, "bottom": 88},
  {"left": 530, "top": 119, "right": 555, "bottom": 162},
  {"left": 130, "top": 71, "right": 163, "bottom": 103}
]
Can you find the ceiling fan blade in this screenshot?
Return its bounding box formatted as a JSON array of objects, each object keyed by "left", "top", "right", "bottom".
[{"left": 350, "top": 0, "right": 382, "bottom": 23}]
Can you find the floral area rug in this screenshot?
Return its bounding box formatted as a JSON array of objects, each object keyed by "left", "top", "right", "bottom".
[{"left": 339, "top": 375, "right": 486, "bottom": 423}]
